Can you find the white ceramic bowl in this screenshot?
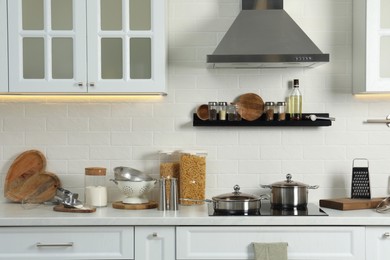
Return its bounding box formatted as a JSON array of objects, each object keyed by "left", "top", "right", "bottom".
[{"left": 114, "top": 180, "right": 156, "bottom": 204}]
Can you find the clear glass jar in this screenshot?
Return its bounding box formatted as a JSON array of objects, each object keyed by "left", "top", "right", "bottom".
[
  {"left": 276, "top": 101, "right": 286, "bottom": 121},
  {"left": 85, "top": 167, "right": 107, "bottom": 207},
  {"left": 218, "top": 102, "right": 228, "bottom": 121},
  {"left": 208, "top": 102, "right": 218, "bottom": 121},
  {"left": 227, "top": 103, "right": 242, "bottom": 121},
  {"left": 179, "top": 150, "right": 207, "bottom": 205},
  {"left": 264, "top": 101, "right": 275, "bottom": 121},
  {"left": 159, "top": 150, "right": 180, "bottom": 205}
]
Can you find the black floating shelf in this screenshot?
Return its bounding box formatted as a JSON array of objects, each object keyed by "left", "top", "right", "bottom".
[{"left": 193, "top": 113, "right": 332, "bottom": 127}]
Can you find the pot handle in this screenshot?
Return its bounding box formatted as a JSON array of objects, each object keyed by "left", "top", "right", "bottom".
[
  {"left": 180, "top": 198, "right": 213, "bottom": 203},
  {"left": 259, "top": 194, "right": 270, "bottom": 200},
  {"left": 260, "top": 184, "right": 272, "bottom": 189},
  {"left": 308, "top": 185, "right": 319, "bottom": 189}
]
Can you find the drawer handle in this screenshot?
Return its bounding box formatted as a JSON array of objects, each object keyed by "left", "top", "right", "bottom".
[
  {"left": 77, "top": 82, "right": 83, "bottom": 87},
  {"left": 36, "top": 242, "right": 74, "bottom": 248},
  {"left": 152, "top": 232, "right": 158, "bottom": 238},
  {"left": 384, "top": 232, "right": 390, "bottom": 238}
]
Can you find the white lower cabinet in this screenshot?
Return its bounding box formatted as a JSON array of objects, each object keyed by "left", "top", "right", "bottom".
[
  {"left": 176, "top": 226, "right": 365, "bottom": 260},
  {"left": 0, "top": 226, "right": 134, "bottom": 259},
  {"left": 366, "top": 226, "right": 390, "bottom": 260},
  {"left": 135, "top": 226, "right": 176, "bottom": 260}
]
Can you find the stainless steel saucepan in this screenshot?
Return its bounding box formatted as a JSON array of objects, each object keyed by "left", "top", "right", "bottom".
[
  {"left": 181, "top": 185, "right": 269, "bottom": 215},
  {"left": 261, "top": 174, "right": 319, "bottom": 209}
]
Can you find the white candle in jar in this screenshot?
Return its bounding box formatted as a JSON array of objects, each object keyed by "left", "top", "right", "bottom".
[{"left": 85, "top": 186, "right": 107, "bottom": 207}]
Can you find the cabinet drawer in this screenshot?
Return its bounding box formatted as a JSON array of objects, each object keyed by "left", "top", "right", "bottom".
[
  {"left": 176, "top": 226, "right": 365, "bottom": 260},
  {"left": 0, "top": 226, "right": 134, "bottom": 259}
]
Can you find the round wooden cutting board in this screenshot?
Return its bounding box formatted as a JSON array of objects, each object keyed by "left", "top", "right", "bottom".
[
  {"left": 112, "top": 201, "right": 158, "bottom": 210},
  {"left": 236, "top": 93, "right": 264, "bottom": 121}
]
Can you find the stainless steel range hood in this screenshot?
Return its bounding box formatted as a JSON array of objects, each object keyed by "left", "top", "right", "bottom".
[{"left": 207, "top": 0, "right": 329, "bottom": 68}]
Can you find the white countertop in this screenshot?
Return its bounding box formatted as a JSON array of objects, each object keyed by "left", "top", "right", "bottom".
[{"left": 1, "top": 202, "right": 390, "bottom": 227}]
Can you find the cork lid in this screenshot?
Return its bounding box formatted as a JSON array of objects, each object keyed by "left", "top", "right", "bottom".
[{"left": 85, "top": 167, "right": 106, "bottom": 176}]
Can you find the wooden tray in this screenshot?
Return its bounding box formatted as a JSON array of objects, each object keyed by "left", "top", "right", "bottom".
[
  {"left": 112, "top": 201, "right": 158, "bottom": 210},
  {"left": 53, "top": 204, "right": 96, "bottom": 213},
  {"left": 4, "top": 150, "right": 61, "bottom": 203},
  {"left": 319, "top": 198, "right": 384, "bottom": 210}
]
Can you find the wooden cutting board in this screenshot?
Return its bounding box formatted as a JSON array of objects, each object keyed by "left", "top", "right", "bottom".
[
  {"left": 319, "top": 198, "right": 384, "bottom": 210},
  {"left": 53, "top": 204, "right": 96, "bottom": 213},
  {"left": 4, "top": 150, "right": 61, "bottom": 203},
  {"left": 236, "top": 93, "right": 264, "bottom": 121},
  {"left": 112, "top": 201, "right": 158, "bottom": 210}
]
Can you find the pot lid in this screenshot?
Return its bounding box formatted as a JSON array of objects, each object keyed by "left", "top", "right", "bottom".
[
  {"left": 271, "top": 174, "right": 308, "bottom": 188},
  {"left": 212, "top": 185, "right": 260, "bottom": 202}
]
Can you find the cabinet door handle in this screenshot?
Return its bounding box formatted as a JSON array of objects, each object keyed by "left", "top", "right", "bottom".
[
  {"left": 77, "top": 82, "right": 83, "bottom": 87},
  {"left": 89, "top": 82, "right": 95, "bottom": 87},
  {"left": 36, "top": 242, "right": 74, "bottom": 247},
  {"left": 152, "top": 232, "right": 158, "bottom": 238},
  {"left": 384, "top": 232, "right": 390, "bottom": 238}
]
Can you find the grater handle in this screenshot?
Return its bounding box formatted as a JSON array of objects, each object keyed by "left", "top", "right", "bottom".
[{"left": 353, "top": 158, "right": 369, "bottom": 168}]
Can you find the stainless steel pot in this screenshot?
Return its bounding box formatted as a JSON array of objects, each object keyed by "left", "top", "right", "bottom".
[
  {"left": 182, "top": 185, "right": 268, "bottom": 215},
  {"left": 261, "top": 174, "right": 319, "bottom": 209}
]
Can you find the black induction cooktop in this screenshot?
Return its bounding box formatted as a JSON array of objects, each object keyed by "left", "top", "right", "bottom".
[{"left": 208, "top": 201, "right": 328, "bottom": 216}]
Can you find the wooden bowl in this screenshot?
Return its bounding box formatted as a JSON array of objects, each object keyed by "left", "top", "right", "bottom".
[{"left": 196, "top": 104, "right": 209, "bottom": 120}]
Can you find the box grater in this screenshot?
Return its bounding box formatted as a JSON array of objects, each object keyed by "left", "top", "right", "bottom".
[{"left": 351, "top": 158, "right": 371, "bottom": 199}]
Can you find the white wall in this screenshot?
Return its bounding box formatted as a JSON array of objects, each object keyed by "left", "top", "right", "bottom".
[{"left": 2, "top": 0, "right": 390, "bottom": 203}]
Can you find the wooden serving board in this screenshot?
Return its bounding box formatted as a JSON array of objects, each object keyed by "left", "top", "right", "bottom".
[
  {"left": 319, "top": 198, "right": 384, "bottom": 210},
  {"left": 53, "top": 204, "right": 96, "bottom": 213},
  {"left": 236, "top": 93, "right": 264, "bottom": 121},
  {"left": 112, "top": 201, "right": 158, "bottom": 210},
  {"left": 4, "top": 150, "right": 61, "bottom": 203}
]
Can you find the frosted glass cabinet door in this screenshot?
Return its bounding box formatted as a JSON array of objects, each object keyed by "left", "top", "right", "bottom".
[
  {"left": 8, "top": 0, "right": 88, "bottom": 93},
  {"left": 0, "top": 0, "right": 7, "bottom": 92},
  {"left": 87, "top": 0, "right": 166, "bottom": 93},
  {"left": 353, "top": 0, "right": 390, "bottom": 93}
]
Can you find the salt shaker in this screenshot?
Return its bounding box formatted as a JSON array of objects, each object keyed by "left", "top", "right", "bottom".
[{"left": 85, "top": 167, "right": 108, "bottom": 208}]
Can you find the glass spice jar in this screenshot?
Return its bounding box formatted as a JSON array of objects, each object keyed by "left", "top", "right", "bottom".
[
  {"left": 227, "top": 103, "right": 242, "bottom": 121},
  {"left": 264, "top": 102, "right": 275, "bottom": 121},
  {"left": 276, "top": 101, "right": 286, "bottom": 121},
  {"left": 208, "top": 102, "right": 218, "bottom": 121},
  {"left": 218, "top": 102, "right": 228, "bottom": 121}
]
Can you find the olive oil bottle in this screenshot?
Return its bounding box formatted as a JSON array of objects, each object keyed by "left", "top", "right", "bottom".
[{"left": 288, "top": 79, "right": 302, "bottom": 120}]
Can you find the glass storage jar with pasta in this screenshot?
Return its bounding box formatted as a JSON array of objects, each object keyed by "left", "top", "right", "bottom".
[{"left": 179, "top": 150, "right": 207, "bottom": 205}]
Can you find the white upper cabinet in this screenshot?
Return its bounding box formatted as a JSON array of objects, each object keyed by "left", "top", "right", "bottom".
[
  {"left": 0, "top": 0, "right": 8, "bottom": 91},
  {"left": 353, "top": 0, "right": 390, "bottom": 93},
  {"left": 7, "top": 0, "right": 166, "bottom": 94}
]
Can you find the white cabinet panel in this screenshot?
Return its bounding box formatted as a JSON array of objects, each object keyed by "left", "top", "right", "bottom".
[
  {"left": 0, "top": 226, "right": 134, "bottom": 259},
  {"left": 8, "top": 0, "right": 88, "bottom": 93},
  {"left": 353, "top": 0, "right": 390, "bottom": 93},
  {"left": 0, "top": 0, "right": 7, "bottom": 91},
  {"left": 177, "top": 226, "right": 365, "bottom": 260},
  {"left": 366, "top": 226, "right": 390, "bottom": 260},
  {"left": 135, "top": 226, "right": 175, "bottom": 260}
]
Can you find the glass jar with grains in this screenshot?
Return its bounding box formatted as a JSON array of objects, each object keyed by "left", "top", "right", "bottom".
[
  {"left": 276, "top": 101, "right": 286, "bottom": 121},
  {"left": 179, "top": 150, "right": 207, "bottom": 205}
]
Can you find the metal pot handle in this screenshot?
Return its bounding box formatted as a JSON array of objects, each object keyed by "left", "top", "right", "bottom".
[
  {"left": 259, "top": 194, "right": 270, "bottom": 200},
  {"left": 180, "top": 198, "right": 213, "bottom": 203},
  {"left": 260, "top": 184, "right": 272, "bottom": 189},
  {"left": 308, "top": 185, "right": 319, "bottom": 189}
]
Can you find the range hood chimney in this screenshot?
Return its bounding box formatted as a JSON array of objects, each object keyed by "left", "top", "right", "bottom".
[{"left": 207, "top": 0, "right": 329, "bottom": 68}]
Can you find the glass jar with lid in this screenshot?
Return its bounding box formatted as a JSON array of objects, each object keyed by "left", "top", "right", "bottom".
[
  {"left": 85, "top": 167, "right": 107, "bottom": 207},
  {"left": 179, "top": 150, "right": 207, "bottom": 205},
  {"left": 276, "top": 101, "right": 286, "bottom": 121},
  {"left": 159, "top": 150, "right": 180, "bottom": 205},
  {"left": 208, "top": 102, "right": 218, "bottom": 121},
  {"left": 264, "top": 102, "right": 275, "bottom": 121}
]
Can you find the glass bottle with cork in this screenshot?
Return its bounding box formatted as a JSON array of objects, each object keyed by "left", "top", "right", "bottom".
[{"left": 288, "top": 79, "right": 302, "bottom": 120}]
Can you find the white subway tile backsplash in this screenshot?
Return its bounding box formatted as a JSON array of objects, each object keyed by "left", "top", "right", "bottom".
[
  {"left": 111, "top": 132, "right": 153, "bottom": 146},
  {"left": 90, "top": 146, "right": 131, "bottom": 160},
  {"left": 26, "top": 132, "right": 67, "bottom": 145},
  {"left": 47, "top": 117, "right": 88, "bottom": 132},
  {"left": 69, "top": 132, "right": 110, "bottom": 145},
  {"left": 89, "top": 117, "right": 131, "bottom": 132},
  {"left": 4, "top": 118, "right": 45, "bottom": 132},
  {"left": 47, "top": 146, "right": 89, "bottom": 160}
]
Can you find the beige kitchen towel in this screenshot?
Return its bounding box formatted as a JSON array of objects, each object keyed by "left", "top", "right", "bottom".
[{"left": 253, "top": 242, "right": 288, "bottom": 260}]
